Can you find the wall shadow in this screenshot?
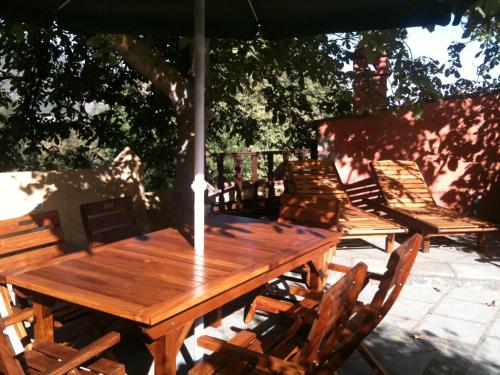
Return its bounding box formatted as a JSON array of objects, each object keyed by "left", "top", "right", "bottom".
[
  {"left": 315, "top": 93, "right": 499, "bottom": 223},
  {"left": 0, "top": 147, "right": 169, "bottom": 250}
]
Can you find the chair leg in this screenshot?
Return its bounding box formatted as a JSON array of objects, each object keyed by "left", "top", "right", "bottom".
[
  {"left": 206, "top": 308, "right": 223, "bottom": 328},
  {"left": 477, "top": 233, "right": 486, "bottom": 253},
  {"left": 385, "top": 234, "right": 395, "bottom": 253},
  {"left": 421, "top": 235, "right": 431, "bottom": 253},
  {"left": 357, "top": 342, "right": 389, "bottom": 375}
]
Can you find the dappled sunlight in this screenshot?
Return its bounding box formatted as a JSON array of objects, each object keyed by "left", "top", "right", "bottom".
[
  {"left": 0, "top": 147, "right": 168, "bottom": 250},
  {"left": 316, "top": 93, "right": 499, "bottom": 223}
]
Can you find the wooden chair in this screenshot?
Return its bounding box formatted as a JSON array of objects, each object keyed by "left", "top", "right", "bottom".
[
  {"left": 0, "top": 307, "right": 124, "bottom": 375},
  {"left": 370, "top": 160, "right": 498, "bottom": 252},
  {"left": 281, "top": 160, "right": 406, "bottom": 253},
  {"left": 0, "top": 211, "right": 84, "bottom": 343},
  {"left": 189, "top": 262, "right": 368, "bottom": 374},
  {"left": 80, "top": 197, "right": 141, "bottom": 248},
  {"left": 245, "top": 234, "right": 422, "bottom": 374}
]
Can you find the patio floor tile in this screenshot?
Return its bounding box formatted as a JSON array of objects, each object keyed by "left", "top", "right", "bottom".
[
  {"left": 417, "top": 314, "right": 486, "bottom": 345},
  {"left": 466, "top": 337, "right": 500, "bottom": 375},
  {"left": 446, "top": 286, "right": 500, "bottom": 304},
  {"left": 388, "top": 297, "right": 434, "bottom": 321},
  {"left": 432, "top": 297, "right": 497, "bottom": 323}
]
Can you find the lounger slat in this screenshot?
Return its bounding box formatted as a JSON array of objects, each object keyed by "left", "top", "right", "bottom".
[{"left": 371, "top": 160, "right": 497, "bottom": 252}]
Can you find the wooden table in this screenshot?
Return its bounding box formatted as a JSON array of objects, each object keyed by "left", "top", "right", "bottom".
[{"left": 6, "top": 215, "right": 341, "bottom": 374}]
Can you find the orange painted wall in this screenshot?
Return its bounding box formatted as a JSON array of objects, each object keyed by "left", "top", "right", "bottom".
[{"left": 315, "top": 93, "right": 500, "bottom": 223}]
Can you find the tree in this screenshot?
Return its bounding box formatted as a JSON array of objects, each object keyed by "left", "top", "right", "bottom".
[{"left": 0, "top": 3, "right": 498, "bottom": 224}]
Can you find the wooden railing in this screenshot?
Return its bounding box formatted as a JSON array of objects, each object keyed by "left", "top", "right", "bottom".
[{"left": 207, "top": 149, "right": 310, "bottom": 213}]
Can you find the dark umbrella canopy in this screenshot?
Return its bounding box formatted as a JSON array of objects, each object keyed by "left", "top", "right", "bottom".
[{"left": 2, "top": 0, "right": 473, "bottom": 39}]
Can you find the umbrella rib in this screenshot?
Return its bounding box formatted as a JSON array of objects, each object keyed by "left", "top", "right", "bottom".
[
  {"left": 247, "top": 0, "right": 260, "bottom": 25},
  {"left": 57, "top": 0, "right": 72, "bottom": 11}
]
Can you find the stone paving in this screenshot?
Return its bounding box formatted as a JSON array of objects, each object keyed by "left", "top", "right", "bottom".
[{"left": 334, "top": 233, "right": 500, "bottom": 375}]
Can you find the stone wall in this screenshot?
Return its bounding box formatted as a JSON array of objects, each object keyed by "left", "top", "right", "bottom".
[{"left": 0, "top": 147, "right": 172, "bottom": 249}]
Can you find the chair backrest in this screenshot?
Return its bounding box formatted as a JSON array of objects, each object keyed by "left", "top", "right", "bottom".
[
  {"left": 295, "top": 262, "right": 368, "bottom": 369},
  {"left": 278, "top": 193, "right": 342, "bottom": 230},
  {"left": 370, "top": 160, "right": 436, "bottom": 209},
  {"left": 369, "top": 233, "right": 421, "bottom": 316},
  {"left": 322, "top": 234, "right": 422, "bottom": 372},
  {"left": 0, "top": 317, "right": 25, "bottom": 375},
  {"left": 0, "top": 210, "right": 66, "bottom": 279},
  {"left": 287, "top": 160, "right": 351, "bottom": 204},
  {"left": 80, "top": 196, "right": 140, "bottom": 248}
]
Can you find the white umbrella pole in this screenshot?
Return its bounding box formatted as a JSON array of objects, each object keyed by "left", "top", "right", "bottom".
[{"left": 190, "top": 0, "right": 206, "bottom": 364}]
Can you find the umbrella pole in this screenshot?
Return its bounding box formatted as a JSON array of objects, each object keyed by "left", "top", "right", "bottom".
[{"left": 190, "top": 0, "right": 206, "bottom": 364}]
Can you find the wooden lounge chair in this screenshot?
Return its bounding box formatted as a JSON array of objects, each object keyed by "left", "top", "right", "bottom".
[
  {"left": 370, "top": 160, "right": 498, "bottom": 252},
  {"left": 0, "top": 211, "right": 86, "bottom": 343},
  {"left": 0, "top": 307, "right": 124, "bottom": 375},
  {"left": 189, "top": 262, "right": 368, "bottom": 374},
  {"left": 280, "top": 160, "right": 406, "bottom": 253},
  {"left": 244, "top": 233, "right": 422, "bottom": 374},
  {"left": 80, "top": 196, "right": 141, "bottom": 248}
]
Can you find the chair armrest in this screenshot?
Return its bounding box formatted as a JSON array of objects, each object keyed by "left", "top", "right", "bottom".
[
  {"left": 352, "top": 302, "right": 378, "bottom": 316},
  {"left": 328, "top": 263, "right": 384, "bottom": 281},
  {"left": 328, "top": 263, "right": 352, "bottom": 273},
  {"left": 244, "top": 295, "right": 295, "bottom": 323},
  {"left": 288, "top": 285, "right": 323, "bottom": 301},
  {"left": 198, "top": 335, "right": 306, "bottom": 375},
  {"left": 42, "top": 332, "right": 120, "bottom": 375},
  {"left": 1, "top": 308, "right": 34, "bottom": 327}
]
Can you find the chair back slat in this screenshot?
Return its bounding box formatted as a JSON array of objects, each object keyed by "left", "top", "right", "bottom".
[
  {"left": 371, "top": 160, "right": 435, "bottom": 209},
  {"left": 0, "top": 211, "right": 66, "bottom": 278},
  {"left": 371, "top": 234, "right": 421, "bottom": 316},
  {"left": 296, "top": 262, "right": 368, "bottom": 367},
  {"left": 80, "top": 197, "right": 140, "bottom": 249},
  {"left": 287, "top": 160, "right": 350, "bottom": 203},
  {"left": 278, "top": 193, "right": 342, "bottom": 229}
]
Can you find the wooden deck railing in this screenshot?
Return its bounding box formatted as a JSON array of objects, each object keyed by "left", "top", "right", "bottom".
[{"left": 207, "top": 149, "right": 310, "bottom": 213}]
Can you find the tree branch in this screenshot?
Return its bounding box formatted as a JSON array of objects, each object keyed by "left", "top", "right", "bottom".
[{"left": 109, "top": 34, "right": 190, "bottom": 113}]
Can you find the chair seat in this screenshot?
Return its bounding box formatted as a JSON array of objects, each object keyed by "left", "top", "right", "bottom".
[{"left": 20, "top": 342, "right": 122, "bottom": 375}]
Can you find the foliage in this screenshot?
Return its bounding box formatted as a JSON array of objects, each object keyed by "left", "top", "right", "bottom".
[{"left": 0, "top": 7, "right": 498, "bottom": 191}]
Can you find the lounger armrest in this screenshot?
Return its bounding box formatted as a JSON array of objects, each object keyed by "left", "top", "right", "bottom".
[
  {"left": 197, "top": 335, "right": 306, "bottom": 375},
  {"left": 42, "top": 332, "right": 121, "bottom": 375},
  {"left": 1, "top": 308, "right": 34, "bottom": 327}
]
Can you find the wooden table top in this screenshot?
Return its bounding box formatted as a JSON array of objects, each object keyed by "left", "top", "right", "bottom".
[{"left": 6, "top": 215, "right": 340, "bottom": 326}]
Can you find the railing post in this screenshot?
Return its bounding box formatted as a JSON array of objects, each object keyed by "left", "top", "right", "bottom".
[
  {"left": 217, "top": 154, "right": 225, "bottom": 212},
  {"left": 267, "top": 153, "right": 275, "bottom": 206},
  {"left": 233, "top": 154, "right": 243, "bottom": 206},
  {"left": 251, "top": 153, "right": 259, "bottom": 208},
  {"left": 283, "top": 151, "right": 290, "bottom": 193}
]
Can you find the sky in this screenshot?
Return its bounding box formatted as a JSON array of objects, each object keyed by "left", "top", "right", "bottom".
[{"left": 406, "top": 24, "right": 498, "bottom": 83}]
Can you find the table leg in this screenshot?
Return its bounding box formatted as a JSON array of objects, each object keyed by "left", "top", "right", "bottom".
[
  {"left": 308, "top": 249, "right": 329, "bottom": 291},
  {"left": 146, "top": 320, "right": 193, "bottom": 375},
  {"left": 32, "top": 294, "right": 54, "bottom": 343}
]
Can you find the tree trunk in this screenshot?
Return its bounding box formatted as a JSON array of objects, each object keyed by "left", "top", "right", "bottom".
[{"left": 110, "top": 34, "right": 196, "bottom": 225}]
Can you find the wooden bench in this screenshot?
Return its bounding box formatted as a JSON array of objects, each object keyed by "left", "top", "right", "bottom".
[
  {"left": 80, "top": 196, "right": 141, "bottom": 248},
  {"left": 190, "top": 262, "right": 368, "bottom": 374},
  {"left": 280, "top": 160, "right": 407, "bottom": 253},
  {"left": 0, "top": 307, "right": 124, "bottom": 375},
  {"left": 0, "top": 210, "right": 82, "bottom": 343},
  {"left": 370, "top": 160, "right": 498, "bottom": 252}
]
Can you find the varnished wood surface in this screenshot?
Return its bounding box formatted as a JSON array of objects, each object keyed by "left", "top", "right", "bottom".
[
  {"left": 6, "top": 215, "right": 340, "bottom": 327},
  {"left": 283, "top": 160, "right": 406, "bottom": 238},
  {"left": 371, "top": 160, "right": 497, "bottom": 233}
]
